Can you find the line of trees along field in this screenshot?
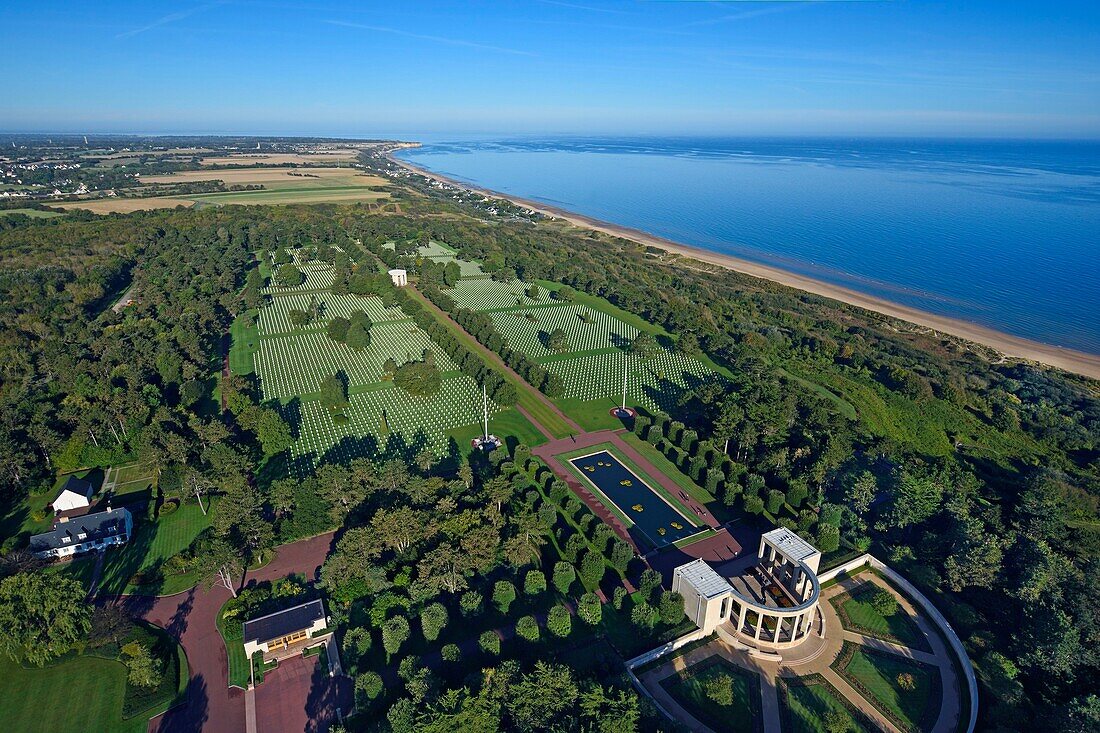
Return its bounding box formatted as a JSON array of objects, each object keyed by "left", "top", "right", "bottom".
[{"left": 0, "top": 195, "right": 1097, "bottom": 730}]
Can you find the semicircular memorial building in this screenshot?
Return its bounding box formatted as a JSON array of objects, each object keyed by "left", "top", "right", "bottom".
[{"left": 673, "top": 527, "right": 822, "bottom": 651}]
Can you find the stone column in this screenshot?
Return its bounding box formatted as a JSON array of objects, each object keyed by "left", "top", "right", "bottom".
[
  {"left": 773, "top": 616, "right": 783, "bottom": 643},
  {"left": 737, "top": 604, "right": 747, "bottom": 633},
  {"left": 754, "top": 613, "right": 764, "bottom": 640}
]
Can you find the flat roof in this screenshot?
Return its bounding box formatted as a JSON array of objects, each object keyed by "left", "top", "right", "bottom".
[
  {"left": 243, "top": 599, "right": 326, "bottom": 645},
  {"left": 762, "top": 527, "right": 819, "bottom": 562},
  {"left": 675, "top": 559, "right": 733, "bottom": 599}
]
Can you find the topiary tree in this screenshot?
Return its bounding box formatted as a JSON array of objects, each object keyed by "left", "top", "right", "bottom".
[
  {"left": 578, "top": 592, "right": 602, "bottom": 626},
  {"left": 381, "top": 615, "right": 410, "bottom": 658},
  {"left": 524, "top": 570, "right": 546, "bottom": 596},
  {"left": 563, "top": 533, "right": 587, "bottom": 563},
  {"left": 493, "top": 580, "right": 517, "bottom": 613},
  {"left": 631, "top": 602, "right": 659, "bottom": 631},
  {"left": 342, "top": 626, "right": 372, "bottom": 664},
  {"left": 547, "top": 605, "right": 572, "bottom": 638},
  {"left": 421, "top": 602, "right": 448, "bottom": 642},
  {"left": 610, "top": 540, "right": 634, "bottom": 572},
  {"left": 515, "top": 615, "right": 540, "bottom": 642},
  {"left": 580, "top": 551, "right": 605, "bottom": 587},
  {"left": 823, "top": 710, "right": 851, "bottom": 733},
  {"left": 553, "top": 561, "right": 576, "bottom": 595},
  {"left": 766, "top": 489, "right": 785, "bottom": 514},
  {"left": 460, "top": 590, "right": 483, "bottom": 617},
  {"left": 744, "top": 494, "right": 765, "bottom": 515},
  {"left": 355, "top": 671, "right": 384, "bottom": 706},
  {"left": 441, "top": 644, "right": 461, "bottom": 663},
  {"left": 479, "top": 630, "right": 501, "bottom": 656},
  {"left": 638, "top": 568, "right": 662, "bottom": 600},
  {"left": 657, "top": 591, "right": 685, "bottom": 625},
  {"left": 816, "top": 523, "right": 841, "bottom": 553},
  {"left": 612, "top": 585, "right": 628, "bottom": 610}
]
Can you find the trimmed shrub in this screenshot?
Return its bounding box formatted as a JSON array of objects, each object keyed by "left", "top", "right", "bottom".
[
  {"left": 578, "top": 593, "right": 602, "bottom": 626},
  {"left": 493, "top": 580, "right": 517, "bottom": 614},
  {"left": 816, "top": 524, "right": 841, "bottom": 553},
  {"left": 658, "top": 591, "right": 685, "bottom": 625},
  {"left": 631, "top": 602, "right": 659, "bottom": 631},
  {"left": 610, "top": 540, "right": 634, "bottom": 572},
  {"left": 547, "top": 605, "right": 572, "bottom": 638},
  {"left": 744, "top": 494, "right": 765, "bottom": 515},
  {"left": 766, "top": 489, "right": 785, "bottom": 514},
  {"left": 638, "top": 568, "right": 662, "bottom": 599},
  {"left": 381, "top": 615, "right": 410, "bottom": 657},
  {"left": 460, "top": 590, "right": 483, "bottom": 617},
  {"left": 870, "top": 587, "right": 899, "bottom": 617},
  {"left": 515, "top": 615, "right": 540, "bottom": 642},
  {"left": 524, "top": 570, "right": 547, "bottom": 596},
  {"left": 563, "top": 533, "right": 587, "bottom": 563},
  {"left": 479, "top": 630, "right": 501, "bottom": 656},
  {"left": 355, "top": 671, "right": 384, "bottom": 705},
  {"left": 441, "top": 644, "right": 461, "bottom": 663},
  {"left": 580, "top": 551, "right": 606, "bottom": 587},
  {"left": 553, "top": 562, "right": 576, "bottom": 595},
  {"left": 612, "top": 586, "right": 628, "bottom": 610}
]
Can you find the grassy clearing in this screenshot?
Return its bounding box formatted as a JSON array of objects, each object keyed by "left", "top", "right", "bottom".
[
  {"left": 838, "top": 646, "right": 938, "bottom": 732},
  {"left": 445, "top": 407, "right": 549, "bottom": 450},
  {"left": 780, "top": 675, "right": 871, "bottom": 733},
  {"left": 660, "top": 656, "right": 761, "bottom": 733},
  {"left": 228, "top": 310, "right": 259, "bottom": 376},
  {"left": 0, "top": 624, "right": 187, "bottom": 733},
  {"left": 0, "top": 208, "right": 63, "bottom": 218},
  {"left": 833, "top": 580, "right": 932, "bottom": 652}
]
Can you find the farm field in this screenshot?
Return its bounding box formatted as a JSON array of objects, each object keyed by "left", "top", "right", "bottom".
[
  {"left": 57, "top": 197, "right": 196, "bottom": 214},
  {"left": 0, "top": 207, "right": 63, "bottom": 218},
  {"left": 198, "top": 150, "right": 362, "bottom": 165},
  {"left": 187, "top": 185, "right": 389, "bottom": 206},
  {"left": 142, "top": 167, "right": 386, "bottom": 188}
]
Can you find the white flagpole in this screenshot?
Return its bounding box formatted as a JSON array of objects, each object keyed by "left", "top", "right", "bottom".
[{"left": 483, "top": 383, "right": 489, "bottom": 441}]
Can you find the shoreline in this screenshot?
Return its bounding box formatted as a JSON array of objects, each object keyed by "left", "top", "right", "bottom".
[{"left": 389, "top": 152, "right": 1100, "bottom": 381}]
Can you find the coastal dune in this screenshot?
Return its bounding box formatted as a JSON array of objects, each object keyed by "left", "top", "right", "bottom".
[{"left": 391, "top": 154, "right": 1100, "bottom": 381}]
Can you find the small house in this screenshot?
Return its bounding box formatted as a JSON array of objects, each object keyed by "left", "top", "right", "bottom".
[
  {"left": 243, "top": 599, "right": 329, "bottom": 661},
  {"left": 51, "top": 475, "right": 93, "bottom": 513}
]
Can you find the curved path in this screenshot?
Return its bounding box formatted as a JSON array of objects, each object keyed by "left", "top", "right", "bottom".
[{"left": 110, "top": 532, "right": 339, "bottom": 733}]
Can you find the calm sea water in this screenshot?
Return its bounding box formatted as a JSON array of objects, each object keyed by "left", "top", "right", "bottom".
[{"left": 397, "top": 138, "right": 1100, "bottom": 354}]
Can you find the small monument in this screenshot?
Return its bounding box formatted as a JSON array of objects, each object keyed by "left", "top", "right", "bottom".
[
  {"left": 388, "top": 268, "right": 408, "bottom": 287},
  {"left": 609, "top": 357, "right": 637, "bottom": 419},
  {"left": 471, "top": 384, "right": 503, "bottom": 452}
]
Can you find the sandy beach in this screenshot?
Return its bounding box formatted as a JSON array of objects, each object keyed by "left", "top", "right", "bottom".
[{"left": 390, "top": 154, "right": 1100, "bottom": 381}]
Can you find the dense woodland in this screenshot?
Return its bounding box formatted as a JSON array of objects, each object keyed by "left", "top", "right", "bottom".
[{"left": 0, "top": 176, "right": 1097, "bottom": 730}]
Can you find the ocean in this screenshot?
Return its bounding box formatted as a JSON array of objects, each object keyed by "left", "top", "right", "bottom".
[{"left": 396, "top": 137, "right": 1100, "bottom": 355}]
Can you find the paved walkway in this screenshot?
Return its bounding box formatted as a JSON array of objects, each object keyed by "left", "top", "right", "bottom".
[
  {"left": 106, "top": 532, "right": 341, "bottom": 733},
  {"left": 638, "top": 569, "right": 962, "bottom": 733}
]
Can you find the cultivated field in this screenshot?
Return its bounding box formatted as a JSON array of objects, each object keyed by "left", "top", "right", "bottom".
[
  {"left": 141, "top": 167, "right": 387, "bottom": 188},
  {"left": 199, "top": 150, "right": 361, "bottom": 165},
  {"left": 56, "top": 197, "right": 195, "bottom": 213}
]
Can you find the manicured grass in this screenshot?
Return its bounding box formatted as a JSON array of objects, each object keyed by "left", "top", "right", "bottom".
[
  {"left": 838, "top": 646, "right": 938, "bottom": 732},
  {"left": 781, "top": 675, "right": 871, "bottom": 733},
  {"left": 216, "top": 601, "right": 252, "bottom": 689},
  {"left": 660, "top": 656, "right": 761, "bottom": 733},
  {"left": 832, "top": 580, "right": 931, "bottom": 652},
  {"left": 65, "top": 496, "right": 216, "bottom": 596},
  {"left": 556, "top": 396, "right": 627, "bottom": 432},
  {"left": 228, "top": 310, "right": 259, "bottom": 376},
  {"left": 445, "top": 407, "right": 549, "bottom": 451},
  {"left": 0, "top": 625, "right": 187, "bottom": 733}
]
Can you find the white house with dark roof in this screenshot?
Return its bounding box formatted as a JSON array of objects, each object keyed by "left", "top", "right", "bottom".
[
  {"left": 243, "top": 599, "right": 330, "bottom": 662},
  {"left": 51, "top": 475, "right": 93, "bottom": 513},
  {"left": 29, "top": 506, "right": 132, "bottom": 559}
]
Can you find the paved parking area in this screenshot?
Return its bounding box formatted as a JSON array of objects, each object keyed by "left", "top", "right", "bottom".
[{"left": 254, "top": 654, "right": 352, "bottom": 733}]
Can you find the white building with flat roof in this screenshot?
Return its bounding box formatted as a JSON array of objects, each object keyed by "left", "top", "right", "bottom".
[
  {"left": 672, "top": 528, "right": 823, "bottom": 651},
  {"left": 388, "top": 268, "right": 407, "bottom": 286}
]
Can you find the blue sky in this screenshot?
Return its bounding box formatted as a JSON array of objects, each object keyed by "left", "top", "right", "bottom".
[{"left": 2, "top": 0, "right": 1098, "bottom": 138}]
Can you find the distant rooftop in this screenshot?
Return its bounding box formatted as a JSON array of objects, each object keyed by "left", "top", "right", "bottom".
[
  {"left": 763, "top": 527, "right": 819, "bottom": 562},
  {"left": 676, "top": 558, "right": 733, "bottom": 599}
]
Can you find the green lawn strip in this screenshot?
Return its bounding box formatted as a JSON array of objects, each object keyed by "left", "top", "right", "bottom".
[
  {"left": 618, "top": 432, "right": 732, "bottom": 521},
  {"left": 831, "top": 580, "right": 932, "bottom": 652},
  {"left": 659, "top": 655, "right": 762, "bottom": 733},
  {"left": 216, "top": 600, "right": 252, "bottom": 689},
  {"left": 536, "top": 346, "right": 624, "bottom": 364},
  {"left": 0, "top": 207, "right": 63, "bottom": 218},
  {"left": 228, "top": 309, "right": 259, "bottom": 376},
  {"left": 405, "top": 285, "right": 574, "bottom": 439},
  {"left": 445, "top": 407, "right": 548, "bottom": 449},
  {"left": 555, "top": 396, "right": 628, "bottom": 432},
  {"left": 554, "top": 441, "right": 703, "bottom": 526},
  {"left": 0, "top": 623, "right": 186, "bottom": 733},
  {"left": 833, "top": 642, "right": 941, "bottom": 733},
  {"left": 672, "top": 528, "right": 717, "bottom": 549},
  {"left": 778, "top": 673, "right": 874, "bottom": 733}
]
